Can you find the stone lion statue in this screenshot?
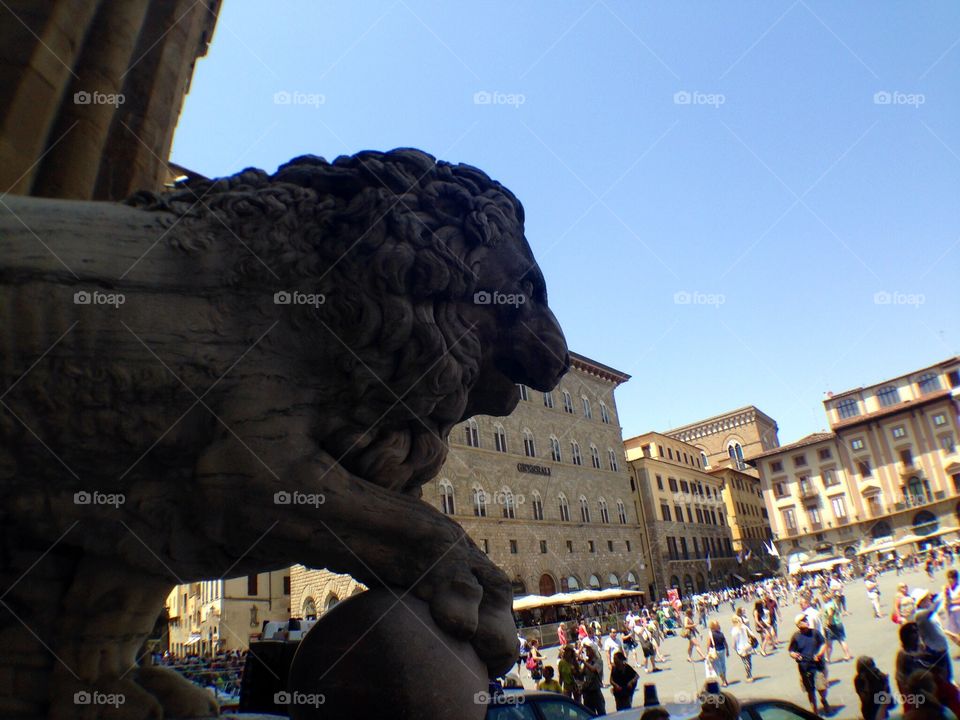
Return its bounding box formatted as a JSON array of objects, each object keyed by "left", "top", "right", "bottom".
[{"left": 0, "top": 149, "right": 568, "bottom": 719}]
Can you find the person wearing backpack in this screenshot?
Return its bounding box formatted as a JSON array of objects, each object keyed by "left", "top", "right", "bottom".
[{"left": 820, "top": 590, "right": 852, "bottom": 662}]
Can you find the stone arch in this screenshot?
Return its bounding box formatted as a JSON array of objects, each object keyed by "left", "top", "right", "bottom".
[
  {"left": 669, "top": 575, "right": 681, "bottom": 592},
  {"left": 607, "top": 573, "right": 620, "bottom": 587},
  {"left": 588, "top": 574, "right": 601, "bottom": 590},
  {"left": 324, "top": 592, "right": 340, "bottom": 612},
  {"left": 696, "top": 573, "right": 706, "bottom": 592},
  {"left": 302, "top": 596, "right": 317, "bottom": 619},
  {"left": 566, "top": 575, "right": 581, "bottom": 591},
  {"left": 683, "top": 574, "right": 695, "bottom": 596},
  {"left": 539, "top": 573, "right": 558, "bottom": 596},
  {"left": 871, "top": 520, "right": 893, "bottom": 539},
  {"left": 913, "top": 510, "right": 938, "bottom": 536}
]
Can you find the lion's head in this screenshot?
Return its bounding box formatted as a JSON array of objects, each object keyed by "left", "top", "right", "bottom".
[{"left": 131, "top": 149, "right": 569, "bottom": 494}]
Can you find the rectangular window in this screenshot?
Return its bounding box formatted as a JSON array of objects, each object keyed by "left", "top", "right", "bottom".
[
  {"left": 680, "top": 537, "right": 689, "bottom": 559},
  {"left": 588, "top": 540, "right": 595, "bottom": 553},
  {"left": 667, "top": 448, "right": 673, "bottom": 460},
  {"left": 539, "top": 540, "right": 547, "bottom": 554},
  {"left": 518, "top": 385, "right": 528, "bottom": 401},
  {"left": 566, "top": 540, "right": 573, "bottom": 553},
  {"left": 626, "top": 540, "right": 631, "bottom": 552},
  {"left": 656, "top": 475, "right": 664, "bottom": 490},
  {"left": 509, "top": 540, "right": 518, "bottom": 554},
  {"left": 808, "top": 506, "right": 822, "bottom": 525},
  {"left": 771, "top": 460, "right": 783, "bottom": 472},
  {"left": 793, "top": 454, "right": 807, "bottom": 467},
  {"left": 831, "top": 496, "right": 847, "bottom": 519},
  {"left": 695, "top": 508, "right": 704, "bottom": 523},
  {"left": 858, "top": 459, "right": 872, "bottom": 477},
  {"left": 607, "top": 540, "right": 614, "bottom": 552},
  {"left": 934, "top": 413, "right": 948, "bottom": 427},
  {"left": 247, "top": 574, "right": 258, "bottom": 596},
  {"left": 666, "top": 536, "right": 678, "bottom": 560},
  {"left": 482, "top": 539, "right": 489, "bottom": 553},
  {"left": 823, "top": 469, "right": 838, "bottom": 486},
  {"left": 851, "top": 438, "right": 865, "bottom": 451},
  {"left": 941, "top": 435, "right": 956, "bottom": 453},
  {"left": 900, "top": 448, "right": 913, "bottom": 466},
  {"left": 283, "top": 576, "right": 291, "bottom": 595},
  {"left": 543, "top": 391, "right": 554, "bottom": 408},
  {"left": 774, "top": 482, "right": 785, "bottom": 498},
  {"left": 877, "top": 386, "right": 900, "bottom": 407},
  {"left": 837, "top": 398, "right": 860, "bottom": 419},
  {"left": 782, "top": 507, "right": 797, "bottom": 531},
  {"left": 892, "top": 426, "right": 906, "bottom": 439},
  {"left": 693, "top": 537, "right": 700, "bottom": 558},
  {"left": 661, "top": 504, "right": 671, "bottom": 522},
  {"left": 675, "top": 505, "right": 684, "bottom": 523},
  {"left": 668, "top": 477, "right": 678, "bottom": 492},
  {"left": 818, "top": 448, "right": 832, "bottom": 460},
  {"left": 680, "top": 480, "right": 690, "bottom": 493}
]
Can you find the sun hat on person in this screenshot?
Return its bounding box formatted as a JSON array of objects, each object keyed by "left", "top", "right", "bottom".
[{"left": 795, "top": 613, "right": 808, "bottom": 626}]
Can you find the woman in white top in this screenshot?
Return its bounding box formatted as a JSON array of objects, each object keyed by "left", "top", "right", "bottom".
[{"left": 730, "top": 614, "right": 755, "bottom": 683}]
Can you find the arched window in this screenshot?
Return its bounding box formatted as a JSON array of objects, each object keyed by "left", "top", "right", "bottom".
[
  {"left": 588, "top": 574, "right": 601, "bottom": 590},
  {"left": 598, "top": 497, "right": 610, "bottom": 523},
  {"left": 571, "top": 441, "right": 583, "bottom": 466},
  {"left": 517, "top": 384, "right": 528, "bottom": 401},
  {"left": 522, "top": 429, "right": 536, "bottom": 458},
  {"left": 464, "top": 419, "right": 479, "bottom": 447},
  {"left": 472, "top": 486, "right": 487, "bottom": 517},
  {"left": 683, "top": 574, "right": 695, "bottom": 596},
  {"left": 531, "top": 491, "right": 544, "bottom": 520},
  {"left": 700, "top": 451, "right": 709, "bottom": 469},
  {"left": 590, "top": 444, "right": 601, "bottom": 469},
  {"left": 607, "top": 448, "right": 620, "bottom": 472},
  {"left": 439, "top": 479, "right": 455, "bottom": 515},
  {"left": 837, "top": 398, "right": 860, "bottom": 419},
  {"left": 617, "top": 500, "right": 627, "bottom": 524},
  {"left": 599, "top": 401, "right": 610, "bottom": 424},
  {"left": 579, "top": 495, "right": 591, "bottom": 522},
  {"left": 670, "top": 575, "right": 681, "bottom": 591},
  {"left": 918, "top": 372, "right": 941, "bottom": 394},
  {"left": 493, "top": 424, "right": 507, "bottom": 453},
  {"left": 558, "top": 493, "right": 570, "bottom": 522},
  {"left": 566, "top": 575, "right": 581, "bottom": 590},
  {"left": 549, "top": 436, "right": 562, "bottom": 462},
  {"left": 543, "top": 391, "right": 554, "bottom": 409},
  {"left": 877, "top": 385, "right": 900, "bottom": 407},
  {"left": 501, "top": 487, "right": 516, "bottom": 519},
  {"left": 562, "top": 391, "right": 574, "bottom": 414},
  {"left": 302, "top": 597, "right": 317, "bottom": 619},
  {"left": 728, "top": 442, "right": 744, "bottom": 469},
  {"left": 913, "top": 510, "right": 938, "bottom": 535},
  {"left": 325, "top": 594, "right": 340, "bottom": 612},
  {"left": 582, "top": 396, "right": 592, "bottom": 419}
]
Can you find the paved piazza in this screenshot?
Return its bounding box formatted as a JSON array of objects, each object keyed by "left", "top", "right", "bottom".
[{"left": 520, "top": 566, "right": 954, "bottom": 716}]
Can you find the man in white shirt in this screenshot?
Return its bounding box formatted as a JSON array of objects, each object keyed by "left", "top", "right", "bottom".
[{"left": 602, "top": 627, "right": 623, "bottom": 668}]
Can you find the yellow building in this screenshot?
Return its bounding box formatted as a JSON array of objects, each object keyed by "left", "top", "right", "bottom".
[
  {"left": 750, "top": 357, "right": 960, "bottom": 566},
  {"left": 166, "top": 570, "right": 291, "bottom": 656},
  {"left": 624, "top": 432, "right": 737, "bottom": 598},
  {"left": 708, "top": 465, "right": 773, "bottom": 559}
]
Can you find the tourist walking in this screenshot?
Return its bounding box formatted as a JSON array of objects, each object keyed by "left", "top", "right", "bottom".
[
  {"left": 705, "top": 619, "right": 730, "bottom": 687},
  {"left": 730, "top": 615, "right": 755, "bottom": 683},
  {"left": 683, "top": 608, "right": 707, "bottom": 661},
  {"left": 943, "top": 569, "right": 960, "bottom": 636},
  {"left": 788, "top": 613, "right": 830, "bottom": 714},
  {"left": 865, "top": 570, "right": 883, "bottom": 618},
  {"left": 610, "top": 650, "right": 639, "bottom": 711},
  {"left": 580, "top": 645, "right": 606, "bottom": 716},
  {"left": 820, "top": 590, "right": 852, "bottom": 662},
  {"left": 557, "top": 645, "right": 581, "bottom": 703},
  {"left": 753, "top": 599, "right": 775, "bottom": 656}
]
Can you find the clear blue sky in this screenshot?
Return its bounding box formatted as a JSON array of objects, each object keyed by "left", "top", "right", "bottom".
[{"left": 171, "top": 0, "right": 960, "bottom": 446}]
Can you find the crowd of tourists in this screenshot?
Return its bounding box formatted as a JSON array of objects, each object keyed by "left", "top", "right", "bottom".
[
  {"left": 156, "top": 650, "right": 245, "bottom": 701},
  {"left": 505, "top": 546, "right": 960, "bottom": 719}
]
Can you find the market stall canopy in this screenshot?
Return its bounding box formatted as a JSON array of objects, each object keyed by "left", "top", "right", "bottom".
[
  {"left": 857, "top": 538, "right": 897, "bottom": 555},
  {"left": 512, "top": 588, "right": 645, "bottom": 611},
  {"left": 793, "top": 557, "right": 851, "bottom": 573}
]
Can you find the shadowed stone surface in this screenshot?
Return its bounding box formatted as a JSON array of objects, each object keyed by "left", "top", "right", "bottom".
[
  {"left": 287, "top": 588, "right": 488, "bottom": 720},
  {"left": 0, "top": 148, "right": 568, "bottom": 718}
]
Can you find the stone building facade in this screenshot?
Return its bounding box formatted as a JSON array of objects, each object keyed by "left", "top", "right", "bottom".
[
  {"left": 750, "top": 357, "right": 960, "bottom": 568},
  {"left": 624, "top": 432, "right": 737, "bottom": 599},
  {"left": 288, "top": 567, "right": 366, "bottom": 621},
  {"left": 666, "top": 406, "right": 780, "bottom": 474},
  {"left": 422, "top": 352, "right": 651, "bottom": 600},
  {"left": 166, "top": 570, "right": 290, "bottom": 656}
]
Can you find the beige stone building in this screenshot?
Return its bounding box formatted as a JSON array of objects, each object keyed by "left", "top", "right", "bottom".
[
  {"left": 708, "top": 466, "right": 772, "bottom": 552},
  {"left": 666, "top": 406, "right": 780, "bottom": 473},
  {"left": 288, "top": 567, "right": 365, "bottom": 621},
  {"left": 292, "top": 352, "right": 652, "bottom": 614},
  {"left": 624, "top": 432, "right": 737, "bottom": 598},
  {"left": 750, "top": 357, "right": 960, "bottom": 567},
  {"left": 166, "top": 570, "right": 290, "bottom": 656}
]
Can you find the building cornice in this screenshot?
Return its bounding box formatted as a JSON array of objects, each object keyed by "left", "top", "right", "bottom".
[
  {"left": 569, "top": 351, "right": 631, "bottom": 386},
  {"left": 665, "top": 406, "right": 778, "bottom": 443}
]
